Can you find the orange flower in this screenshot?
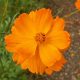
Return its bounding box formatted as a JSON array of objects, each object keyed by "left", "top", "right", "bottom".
[
  {"left": 5, "top": 8, "right": 71, "bottom": 75},
  {"left": 75, "top": 0, "right": 80, "bottom": 10}
]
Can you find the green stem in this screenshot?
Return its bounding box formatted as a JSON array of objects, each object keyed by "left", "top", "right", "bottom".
[
  {"left": 5, "top": 12, "right": 19, "bottom": 34},
  {"left": 0, "top": 0, "right": 8, "bottom": 27},
  {"left": 63, "top": 9, "right": 80, "bottom": 18},
  {"left": 54, "top": 8, "right": 64, "bottom": 17}
]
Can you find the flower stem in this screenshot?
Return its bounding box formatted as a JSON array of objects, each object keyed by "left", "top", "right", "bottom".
[
  {"left": 63, "top": 9, "right": 80, "bottom": 18},
  {"left": 0, "top": 0, "right": 8, "bottom": 27},
  {"left": 54, "top": 8, "right": 64, "bottom": 17}
]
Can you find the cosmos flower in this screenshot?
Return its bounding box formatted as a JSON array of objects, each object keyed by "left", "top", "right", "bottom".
[
  {"left": 75, "top": 0, "right": 80, "bottom": 10},
  {"left": 5, "top": 8, "right": 70, "bottom": 75}
]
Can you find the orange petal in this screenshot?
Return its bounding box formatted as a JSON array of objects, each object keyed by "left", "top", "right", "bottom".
[
  {"left": 75, "top": 0, "right": 80, "bottom": 10},
  {"left": 35, "top": 8, "right": 53, "bottom": 34},
  {"left": 45, "top": 56, "right": 67, "bottom": 75},
  {"left": 21, "top": 52, "right": 46, "bottom": 75},
  {"left": 14, "top": 8, "right": 53, "bottom": 35},
  {"left": 14, "top": 13, "right": 37, "bottom": 34},
  {"left": 53, "top": 16, "right": 65, "bottom": 31},
  {"left": 11, "top": 26, "right": 35, "bottom": 38},
  {"left": 5, "top": 34, "right": 20, "bottom": 52},
  {"left": 12, "top": 52, "right": 19, "bottom": 62},
  {"left": 52, "top": 56, "right": 67, "bottom": 71},
  {"left": 45, "top": 68, "right": 54, "bottom": 75},
  {"left": 47, "top": 31, "right": 70, "bottom": 50},
  {"left": 5, "top": 30, "right": 37, "bottom": 59},
  {"left": 12, "top": 47, "right": 36, "bottom": 64},
  {"left": 39, "top": 44, "right": 62, "bottom": 67}
]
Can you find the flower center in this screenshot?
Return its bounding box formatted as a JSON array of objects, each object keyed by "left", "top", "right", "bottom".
[{"left": 35, "top": 33, "right": 46, "bottom": 43}]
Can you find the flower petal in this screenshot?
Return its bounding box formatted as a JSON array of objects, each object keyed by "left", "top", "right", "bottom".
[
  {"left": 45, "top": 56, "right": 67, "bottom": 75},
  {"left": 5, "top": 30, "right": 37, "bottom": 59},
  {"left": 21, "top": 51, "right": 46, "bottom": 74},
  {"left": 12, "top": 47, "right": 36, "bottom": 64},
  {"left": 39, "top": 44, "right": 62, "bottom": 67},
  {"left": 14, "top": 13, "right": 37, "bottom": 34},
  {"left": 35, "top": 8, "right": 53, "bottom": 34},
  {"left": 52, "top": 55, "right": 67, "bottom": 71},
  {"left": 45, "top": 67, "right": 54, "bottom": 75},
  {"left": 75, "top": 0, "right": 80, "bottom": 10},
  {"left": 53, "top": 16, "right": 65, "bottom": 31},
  {"left": 14, "top": 9, "right": 53, "bottom": 35},
  {"left": 47, "top": 31, "right": 70, "bottom": 50}
]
